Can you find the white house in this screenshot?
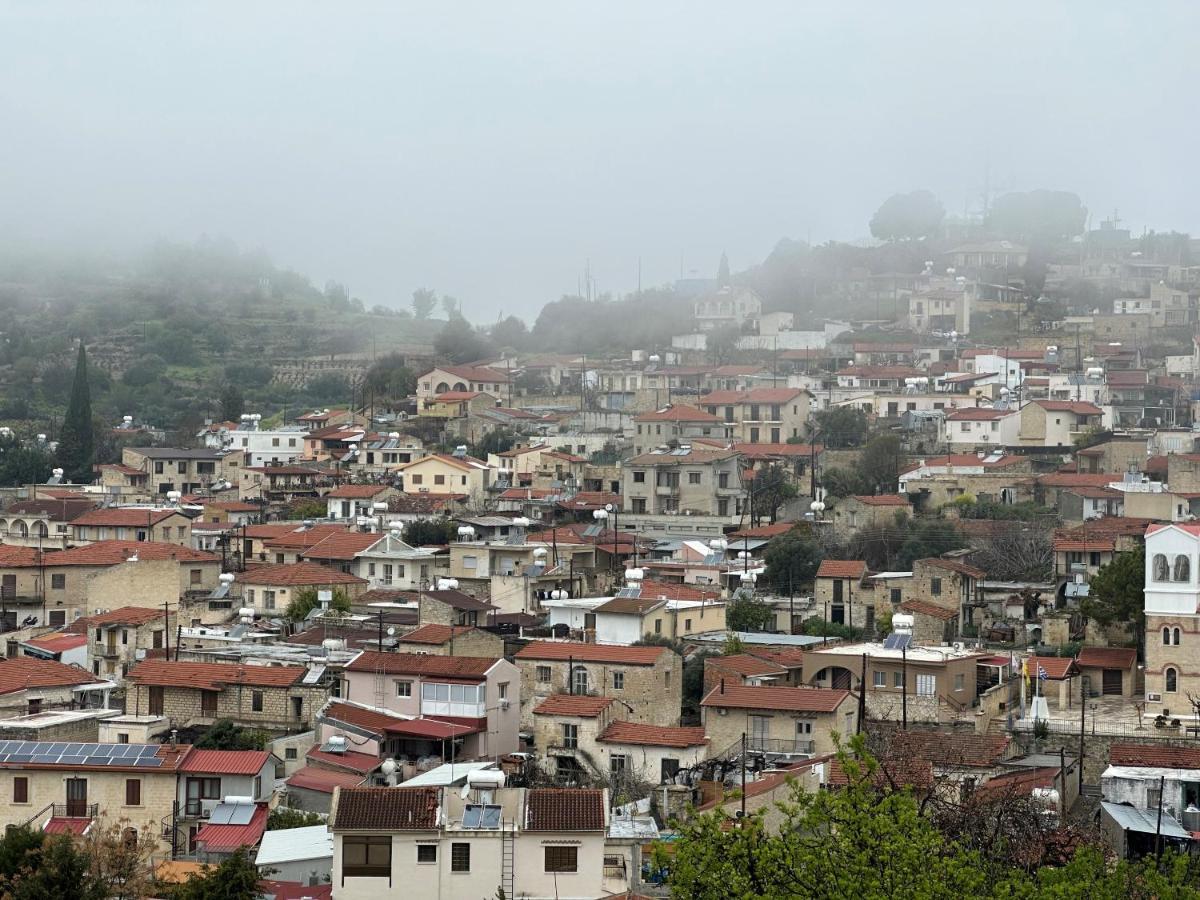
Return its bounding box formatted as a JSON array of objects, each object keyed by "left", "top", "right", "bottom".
[
  {"left": 943, "top": 407, "right": 1021, "bottom": 448},
  {"left": 351, "top": 532, "right": 443, "bottom": 590}
]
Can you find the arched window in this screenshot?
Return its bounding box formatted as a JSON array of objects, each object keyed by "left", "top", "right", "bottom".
[
  {"left": 1175, "top": 555, "right": 1191, "bottom": 582},
  {"left": 571, "top": 666, "right": 589, "bottom": 695},
  {"left": 0, "top": 520, "right": 8, "bottom": 535},
  {"left": 1175, "top": 628, "right": 1183, "bottom": 646},
  {"left": 1166, "top": 668, "right": 1178, "bottom": 693},
  {"left": 122, "top": 827, "right": 137, "bottom": 850},
  {"left": 1164, "top": 627, "right": 1173, "bottom": 645},
  {"left": 32, "top": 522, "right": 47, "bottom": 538},
  {"left": 14, "top": 521, "right": 27, "bottom": 538},
  {"left": 452, "top": 382, "right": 467, "bottom": 392},
  {"left": 435, "top": 382, "right": 450, "bottom": 393},
  {"left": 1154, "top": 553, "right": 1170, "bottom": 582}
]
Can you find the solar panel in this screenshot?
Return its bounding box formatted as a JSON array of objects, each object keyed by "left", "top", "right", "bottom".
[
  {"left": 462, "top": 804, "right": 503, "bottom": 829},
  {"left": 228, "top": 804, "right": 255, "bottom": 825},
  {"left": 882, "top": 633, "right": 912, "bottom": 651},
  {"left": 209, "top": 805, "right": 235, "bottom": 825},
  {"left": 140, "top": 758, "right": 163, "bottom": 768}
]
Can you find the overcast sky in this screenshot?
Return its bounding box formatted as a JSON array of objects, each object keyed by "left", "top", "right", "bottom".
[{"left": 1, "top": 3, "right": 1197, "bottom": 319}]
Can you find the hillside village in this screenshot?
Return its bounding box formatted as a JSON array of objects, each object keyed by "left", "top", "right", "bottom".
[{"left": 2, "top": 218, "right": 1200, "bottom": 896}]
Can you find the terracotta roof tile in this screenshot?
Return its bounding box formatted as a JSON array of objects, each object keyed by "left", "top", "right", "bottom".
[
  {"left": 899, "top": 600, "right": 960, "bottom": 621},
  {"left": 533, "top": 695, "right": 614, "bottom": 717},
  {"left": 632, "top": 405, "right": 721, "bottom": 423},
  {"left": 396, "top": 624, "right": 476, "bottom": 645},
  {"left": 71, "top": 508, "right": 182, "bottom": 527},
  {"left": 705, "top": 655, "right": 787, "bottom": 678},
  {"left": 1076, "top": 647, "right": 1137, "bottom": 669},
  {"left": 324, "top": 485, "right": 391, "bottom": 499},
  {"left": 0, "top": 657, "right": 101, "bottom": 695},
  {"left": 525, "top": 788, "right": 605, "bottom": 831},
  {"left": 333, "top": 786, "right": 441, "bottom": 830},
  {"left": 514, "top": 642, "right": 670, "bottom": 666},
  {"left": 46, "top": 541, "right": 219, "bottom": 567},
  {"left": 67, "top": 606, "right": 166, "bottom": 630},
  {"left": 1110, "top": 743, "right": 1200, "bottom": 769},
  {"left": 127, "top": 660, "right": 307, "bottom": 689},
  {"left": 816, "top": 560, "right": 868, "bottom": 579},
  {"left": 299, "top": 533, "right": 383, "bottom": 561},
  {"left": 1025, "top": 655, "right": 1077, "bottom": 680},
  {"left": 0, "top": 545, "right": 47, "bottom": 568},
  {"left": 887, "top": 731, "right": 1011, "bottom": 767},
  {"left": 346, "top": 651, "right": 498, "bottom": 679},
  {"left": 597, "top": 721, "right": 707, "bottom": 748},
  {"left": 239, "top": 562, "right": 366, "bottom": 586},
  {"left": 918, "top": 557, "right": 985, "bottom": 579},
  {"left": 850, "top": 494, "right": 909, "bottom": 507},
  {"left": 287, "top": 766, "right": 366, "bottom": 794},
  {"left": 701, "top": 684, "right": 851, "bottom": 713}
]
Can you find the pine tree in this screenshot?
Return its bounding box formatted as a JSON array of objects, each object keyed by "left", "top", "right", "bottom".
[
  {"left": 717, "top": 251, "right": 731, "bottom": 286},
  {"left": 57, "top": 343, "right": 94, "bottom": 483}
]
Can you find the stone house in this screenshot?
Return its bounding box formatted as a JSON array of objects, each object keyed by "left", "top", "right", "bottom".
[
  {"left": 125, "top": 660, "right": 327, "bottom": 731},
  {"left": 630, "top": 405, "right": 731, "bottom": 457},
  {"left": 621, "top": 446, "right": 744, "bottom": 518},
  {"left": 416, "top": 591, "right": 499, "bottom": 627},
  {"left": 532, "top": 694, "right": 707, "bottom": 785},
  {"left": 699, "top": 387, "right": 813, "bottom": 444},
  {"left": 330, "top": 786, "right": 607, "bottom": 900},
  {"left": 237, "top": 562, "right": 368, "bottom": 615},
  {"left": 702, "top": 652, "right": 805, "bottom": 693},
  {"left": 0, "top": 656, "right": 111, "bottom": 717},
  {"left": 830, "top": 495, "right": 909, "bottom": 539},
  {"left": 339, "top": 651, "right": 520, "bottom": 760},
  {"left": 700, "top": 683, "right": 856, "bottom": 759},
  {"left": 394, "top": 624, "right": 504, "bottom": 658},
  {"left": 898, "top": 599, "right": 960, "bottom": 643},
  {"left": 814, "top": 559, "right": 871, "bottom": 629},
  {"left": 514, "top": 642, "right": 682, "bottom": 731},
  {"left": 0, "top": 740, "right": 190, "bottom": 854},
  {"left": 69, "top": 507, "right": 193, "bottom": 546},
  {"left": 1076, "top": 646, "right": 1137, "bottom": 698},
  {"left": 120, "top": 447, "right": 239, "bottom": 496},
  {"left": 1016, "top": 400, "right": 1104, "bottom": 449},
  {"left": 67, "top": 606, "right": 173, "bottom": 682},
  {"left": 908, "top": 557, "right": 984, "bottom": 625},
  {"left": 899, "top": 452, "right": 1033, "bottom": 509}
]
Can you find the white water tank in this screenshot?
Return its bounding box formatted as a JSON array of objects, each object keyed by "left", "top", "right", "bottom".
[{"left": 467, "top": 768, "right": 506, "bottom": 790}]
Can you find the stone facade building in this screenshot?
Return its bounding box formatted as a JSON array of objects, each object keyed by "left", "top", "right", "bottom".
[{"left": 700, "top": 683, "right": 856, "bottom": 758}]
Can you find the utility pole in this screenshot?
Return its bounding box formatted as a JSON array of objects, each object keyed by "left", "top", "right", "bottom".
[
  {"left": 857, "top": 653, "right": 867, "bottom": 735},
  {"left": 901, "top": 644, "right": 908, "bottom": 730},
  {"left": 1155, "top": 774, "right": 1166, "bottom": 861},
  {"left": 1078, "top": 675, "right": 1086, "bottom": 794},
  {"left": 163, "top": 600, "right": 170, "bottom": 660},
  {"left": 740, "top": 731, "right": 747, "bottom": 818}
]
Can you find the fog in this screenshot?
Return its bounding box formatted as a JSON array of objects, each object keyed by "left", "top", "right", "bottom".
[{"left": 1, "top": 2, "right": 1196, "bottom": 318}]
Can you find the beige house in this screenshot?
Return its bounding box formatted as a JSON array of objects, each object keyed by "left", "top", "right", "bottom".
[
  {"left": 830, "top": 495, "right": 909, "bottom": 538},
  {"left": 416, "top": 365, "right": 513, "bottom": 406},
  {"left": 237, "top": 562, "right": 368, "bottom": 615},
  {"left": 514, "top": 641, "right": 682, "bottom": 730},
  {"left": 330, "top": 785, "right": 607, "bottom": 900},
  {"left": 700, "top": 683, "right": 856, "bottom": 758},
  {"left": 1017, "top": 400, "right": 1103, "bottom": 449},
  {"left": 397, "top": 453, "right": 492, "bottom": 499},
  {"left": 622, "top": 446, "right": 744, "bottom": 517},
  {"left": 631, "top": 405, "right": 731, "bottom": 457},
  {"left": 0, "top": 740, "right": 190, "bottom": 853},
  {"left": 0, "top": 656, "right": 110, "bottom": 717},
  {"left": 69, "top": 507, "right": 193, "bottom": 546},
  {"left": 120, "top": 447, "right": 239, "bottom": 496},
  {"left": 0, "top": 497, "right": 97, "bottom": 549},
  {"left": 700, "top": 387, "right": 812, "bottom": 444},
  {"left": 126, "top": 660, "right": 328, "bottom": 731}
]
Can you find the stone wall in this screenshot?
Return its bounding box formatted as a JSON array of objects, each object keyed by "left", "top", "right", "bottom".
[
  {"left": 517, "top": 655, "right": 683, "bottom": 731},
  {"left": 127, "top": 682, "right": 327, "bottom": 732}
]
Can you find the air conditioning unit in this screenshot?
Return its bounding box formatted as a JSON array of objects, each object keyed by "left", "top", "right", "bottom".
[
  {"left": 498, "top": 698, "right": 510, "bottom": 710},
  {"left": 201, "top": 798, "right": 221, "bottom": 817},
  {"left": 1147, "top": 692, "right": 1162, "bottom": 702}
]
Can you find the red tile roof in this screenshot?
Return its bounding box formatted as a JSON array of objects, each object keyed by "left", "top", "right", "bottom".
[
  {"left": 71, "top": 508, "right": 182, "bottom": 528},
  {"left": 397, "top": 624, "right": 477, "bottom": 645},
  {"left": 706, "top": 654, "right": 787, "bottom": 678},
  {"left": 597, "top": 721, "right": 707, "bottom": 748},
  {"left": 126, "top": 660, "right": 307, "bottom": 689},
  {"left": 918, "top": 557, "right": 985, "bottom": 579},
  {"left": 701, "top": 684, "right": 851, "bottom": 713},
  {"left": 299, "top": 532, "right": 383, "bottom": 561},
  {"left": 514, "top": 642, "right": 670, "bottom": 666},
  {"left": 972, "top": 767, "right": 1061, "bottom": 802},
  {"left": 632, "top": 405, "right": 721, "bottom": 423},
  {"left": 525, "top": 788, "right": 606, "bottom": 831},
  {"left": 67, "top": 606, "right": 167, "bottom": 630},
  {"left": 726, "top": 523, "right": 797, "bottom": 540},
  {"left": 346, "top": 651, "right": 498, "bottom": 679},
  {"left": 816, "top": 560, "right": 868, "bottom": 579},
  {"left": 180, "top": 750, "right": 271, "bottom": 776},
  {"left": 324, "top": 485, "right": 391, "bottom": 499},
  {"left": 23, "top": 633, "right": 88, "bottom": 654},
  {"left": 321, "top": 701, "right": 481, "bottom": 739},
  {"left": 427, "top": 364, "right": 511, "bottom": 383},
  {"left": 849, "top": 494, "right": 909, "bottom": 507},
  {"left": 1033, "top": 400, "right": 1102, "bottom": 415},
  {"left": 44, "top": 816, "right": 93, "bottom": 836},
  {"left": 945, "top": 407, "right": 1013, "bottom": 421},
  {"left": 0, "top": 545, "right": 45, "bottom": 567},
  {"left": 286, "top": 766, "right": 366, "bottom": 794},
  {"left": 0, "top": 657, "right": 101, "bottom": 695},
  {"left": 1037, "top": 473, "right": 1120, "bottom": 489},
  {"left": 1110, "top": 743, "right": 1200, "bottom": 769},
  {"left": 1076, "top": 647, "right": 1137, "bottom": 669},
  {"left": 899, "top": 600, "right": 960, "bottom": 621},
  {"left": 1052, "top": 538, "right": 1116, "bottom": 552},
  {"left": 194, "top": 803, "right": 268, "bottom": 853},
  {"left": 46, "top": 541, "right": 218, "bottom": 567},
  {"left": 239, "top": 562, "right": 367, "bottom": 586},
  {"left": 631, "top": 580, "right": 721, "bottom": 602},
  {"left": 333, "top": 787, "right": 441, "bottom": 830},
  {"left": 534, "top": 695, "right": 614, "bottom": 717},
  {"left": 1026, "top": 655, "right": 1077, "bottom": 680},
  {"left": 887, "top": 731, "right": 1011, "bottom": 768}
]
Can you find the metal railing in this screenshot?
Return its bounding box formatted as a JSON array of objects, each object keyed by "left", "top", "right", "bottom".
[
  {"left": 23, "top": 802, "right": 98, "bottom": 826},
  {"left": 746, "top": 737, "right": 815, "bottom": 756}
]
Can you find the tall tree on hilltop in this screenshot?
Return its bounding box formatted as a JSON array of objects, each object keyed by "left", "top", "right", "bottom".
[
  {"left": 57, "top": 343, "right": 94, "bottom": 484},
  {"left": 717, "top": 251, "right": 731, "bottom": 286}
]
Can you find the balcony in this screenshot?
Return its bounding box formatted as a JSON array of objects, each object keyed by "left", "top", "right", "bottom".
[
  {"left": 545, "top": 744, "right": 579, "bottom": 757},
  {"left": 747, "top": 737, "right": 815, "bottom": 757},
  {"left": 23, "top": 802, "right": 99, "bottom": 826},
  {"left": 654, "top": 484, "right": 679, "bottom": 497}
]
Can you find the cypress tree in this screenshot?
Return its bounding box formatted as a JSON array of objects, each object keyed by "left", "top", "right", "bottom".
[{"left": 57, "top": 343, "right": 93, "bottom": 483}]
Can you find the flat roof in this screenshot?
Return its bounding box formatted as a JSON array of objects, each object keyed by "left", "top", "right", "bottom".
[
  {"left": 809, "top": 641, "right": 986, "bottom": 662},
  {"left": 688, "top": 631, "right": 830, "bottom": 648},
  {"left": 401, "top": 761, "right": 498, "bottom": 787}
]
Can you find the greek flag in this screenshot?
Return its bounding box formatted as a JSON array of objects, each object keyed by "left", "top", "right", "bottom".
[{"left": 1037, "top": 665, "right": 1048, "bottom": 681}]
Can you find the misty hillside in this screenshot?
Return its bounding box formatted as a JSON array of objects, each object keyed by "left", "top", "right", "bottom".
[{"left": 0, "top": 239, "right": 436, "bottom": 435}]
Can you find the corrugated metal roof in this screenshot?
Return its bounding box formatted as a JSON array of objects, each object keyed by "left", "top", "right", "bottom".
[
  {"left": 254, "top": 825, "right": 333, "bottom": 866},
  {"left": 1101, "top": 802, "right": 1190, "bottom": 839}
]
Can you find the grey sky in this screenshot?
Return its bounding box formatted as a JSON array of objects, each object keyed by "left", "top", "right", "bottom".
[{"left": 1, "top": 3, "right": 1196, "bottom": 319}]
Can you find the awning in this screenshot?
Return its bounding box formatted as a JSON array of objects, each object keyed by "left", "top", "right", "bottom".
[
  {"left": 195, "top": 803, "right": 269, "bottom": 853},
  {"left": 387, "top": 718, "right": 479, "bottom": 740},
  {"left": 1101, "top": 802, "right": 1191, "bottom": 840}
]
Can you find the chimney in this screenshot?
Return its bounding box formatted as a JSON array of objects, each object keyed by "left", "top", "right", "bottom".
[
  {"left": 169, "top": 729, "right": 178, "bottom": 749},
  {"left": 719, "top": 678, "right": 725, "bottom": 694}
]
